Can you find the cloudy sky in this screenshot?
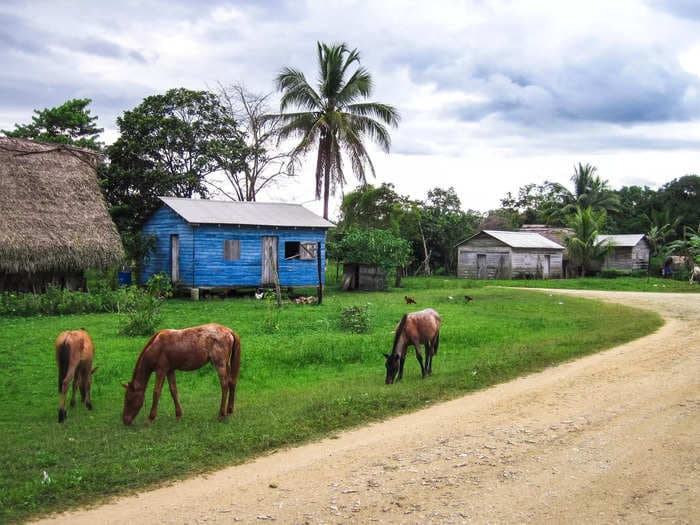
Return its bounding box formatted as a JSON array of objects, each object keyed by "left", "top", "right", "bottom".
[{"left": 2, "top": 0, "right": 699, "bottom": 217}]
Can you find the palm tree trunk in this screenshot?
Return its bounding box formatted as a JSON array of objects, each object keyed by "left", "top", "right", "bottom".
[{"left": 323, "top": 164, "right": 330, "bottom": 219}]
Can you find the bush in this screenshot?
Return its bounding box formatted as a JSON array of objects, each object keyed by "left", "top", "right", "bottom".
[
  {"left": 339, "top": 304, "right": 371, "bottom": 333},
  {"left": 118, "top": 287, "right": 163, "bottom": 336},
  {"left": 598, "top": 269, "right": 647, "bottom": 279},
  {"left": 0, "top": 287, "right": 131, "bottom": 317}
]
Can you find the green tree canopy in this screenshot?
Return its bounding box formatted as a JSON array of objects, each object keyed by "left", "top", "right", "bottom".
[
  {"left": 2, "top": 98, "right": 103, "bottom": 150},
  {"left": 273, "top": 42, "right": 400, "bottom": 219},
  {"left": 327, "top": 227, "right": 411, "bottom": 271},
  {"left": 565, "top": 206, "right": 611, "bottom": 277},
  {"left": 101, "top": 88, "right": 247, "bottom": 233}
]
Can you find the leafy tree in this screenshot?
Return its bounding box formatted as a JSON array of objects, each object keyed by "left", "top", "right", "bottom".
[
  {"left": 608, "top": 185, "right": 657, "bottom": 233},
  {"left": 213, "top": 83, "right": 295, "bottom": 201},
  {"left": 101, "top": 88, "right": 247, "bottom": 233},
  {"left": 327, "top": 227, "right": 411, "bottom": 271},
  {"left": 564, "top": 206, "right": 610, "bottom": 277},
  {"left": 273, "top": 42, "right": 400, "bottom": 219},
  {"left": 420, "top": 187, "right": 481, "bottom": 274},
  {"left": 336, "top": 183, "right": 410, "bottom": 232},
  {"left": 2, "top": 98, "right": 103, "bottom": 150},
  {"left": 653, "top": 175, "right": 700, "bottom": 237},
  {"left": 666, "top": 223, "right": 700, "bottom": 270},
  {"left": 500, "top": 181, "right": 569, "bottom": 226}
]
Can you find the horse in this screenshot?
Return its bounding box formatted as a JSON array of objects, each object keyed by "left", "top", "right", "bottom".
[
  {"left": 122, "top": 323, "right": 241, "bottom": 425},
  {"left": 690, "top": 265, "right": 700, "bottom": 284},
  {"left": 384, "top": 308, "right": 441, "bottom": 384},
  {"left": 56, "top": 329, "right": 95, "bottom": 423}
]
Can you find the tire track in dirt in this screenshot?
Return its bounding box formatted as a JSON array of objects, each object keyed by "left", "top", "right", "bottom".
[{"left": 34, "top": 290, "right": 700, "bottom": 524}]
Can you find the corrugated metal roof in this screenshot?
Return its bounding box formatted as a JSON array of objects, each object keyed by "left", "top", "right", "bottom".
[
  {"left": 482, "top": 230, "right": 565, "bottom": 249},
  {"left": 160, "top": 197, "right": 335, "bottom": 229},
  {"left": 597, "top": 234, "right": 646, "bottom": 247}
]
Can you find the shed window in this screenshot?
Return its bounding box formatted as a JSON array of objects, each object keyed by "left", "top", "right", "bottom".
[
  {"left": 223, "top": 239, "right": 240, "bottom": 260},
  {"left": 284, "top": 241, "right": 317, "bottom": 260}
]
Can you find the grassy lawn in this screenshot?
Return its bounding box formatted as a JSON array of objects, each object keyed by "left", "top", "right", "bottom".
[{"left": 0, "top": 282, "right": 665, "bottom": 522}]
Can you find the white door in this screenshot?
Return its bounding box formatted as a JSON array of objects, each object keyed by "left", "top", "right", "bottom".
[{"left": 170, "top": 234, "right": 179, "bottom": 282}]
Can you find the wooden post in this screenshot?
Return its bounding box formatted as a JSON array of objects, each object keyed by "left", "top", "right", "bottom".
[
  {"left": 268, "top": 244, "right": 282, "bottom": 308},
  {"left": 316, "top": 241, "right": 323, "bottom": 305}
]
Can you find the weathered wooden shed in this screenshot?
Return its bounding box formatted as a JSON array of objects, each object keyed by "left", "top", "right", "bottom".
[
  {"left": 0, "top": 137, "right": 124, "bottom": 292},
  {"left": 141, "top": 197, "right": 334, "bottom": 289},
  {"left": 456, "top": 230, "right": 565, "bottom": 279},
  {"left": 594, "top": 234, "right": 650, "bottom": 272}
]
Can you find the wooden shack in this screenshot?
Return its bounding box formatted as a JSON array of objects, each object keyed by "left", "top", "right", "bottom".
[
  {"left": 456, "top": 230, "right": 565, "bottom": 279},
  {"left": 593, "top": 234, "right": 650, "bottom": 272},
  {"left": 141, "top": 197, "right": 334, "bottom": 289}
]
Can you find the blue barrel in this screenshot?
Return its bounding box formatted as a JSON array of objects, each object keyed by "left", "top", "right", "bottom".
[{"left": 118, "top": 271, "right": 132, "bottom": 286}]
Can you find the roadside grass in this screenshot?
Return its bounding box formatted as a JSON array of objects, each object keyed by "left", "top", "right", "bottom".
[
  {"left": 0, "top": 284, "right": 662, "bottom": 522},
  {"left": 401, "top": 275, "right": 700, "bottom": 292}
]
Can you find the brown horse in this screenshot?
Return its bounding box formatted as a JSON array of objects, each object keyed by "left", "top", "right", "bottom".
[
  {"left": 56, "top": 329, "right": 95, "bottom": 423},
  {"left": 384, "top": 308, "right": 441, "bottom": 384},
  {"left": 122, "top": 323, "right": 241, "bottom": 425}
]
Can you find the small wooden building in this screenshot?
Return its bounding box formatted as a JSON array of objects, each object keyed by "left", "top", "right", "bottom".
[
  {"left": 594, "top": 234, "right": 650, "bottom": 272},
  {"left": 141, "top": 197, "right": 334, "bottom": 289},
  {"left": 456, "top": 230, "right": 565, "bottom": 279},
  {"left": 0, "top": 137, "right": 124, "bottom": 292}
]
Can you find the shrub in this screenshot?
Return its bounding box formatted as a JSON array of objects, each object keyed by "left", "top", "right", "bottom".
[
  {"left": 0, "top": 287, "right": 131, "bottom": 317},
  {"left": 339, "top": 304, "right": 371, "bottom": 333},
  {"left": 145, "top": 272, "right": 173, "bottom": 299},
  {"left": 118, "top": 287, "right": 163, "bottom": 336}
]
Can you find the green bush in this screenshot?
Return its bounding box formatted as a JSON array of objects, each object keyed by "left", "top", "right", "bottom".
[
  {"left": 118, "top": 287, "right": 163, "bottom": 336},
  {"left": 339, "top": 304, "right": 371, "bottom": 333},
  {"left": 598, "top": 269, "right": 647, "bottom": 279},
  {"left": 0, "top": 287, "right": 131, "bottom": 317}
]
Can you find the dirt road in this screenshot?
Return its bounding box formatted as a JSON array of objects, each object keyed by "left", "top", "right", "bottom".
[{"left": 35, "top": 290, "right": 699, "bottom": 524}]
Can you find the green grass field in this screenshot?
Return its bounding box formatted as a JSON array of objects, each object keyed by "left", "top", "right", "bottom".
[{"left": 0, "top": 282, "right": 665, "bottom": 522}]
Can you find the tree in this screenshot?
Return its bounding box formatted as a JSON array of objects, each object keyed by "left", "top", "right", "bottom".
[
  {"left": 2, "top": 98, "right": 103, "bottom": 150},
  {"left": 564, "top": 206, "right": 611, "bottom": 277},
  {"left": 327, "top": 227, "right": 411, "bottom": 271},
  {"left": 273, "top": 42, "right": 400, "bottom": 219},
  {"left": 564, "top": 162, "right": 619, "bottom": 215},
  {"left": 101, "top": 88, "right": 247, "bottom": 233},
  {"left": 653, "top": 175, "right": 700, "bottom": 237},
  {"left": 336, "top": 183, "right": 410, "bottom": 232},
  {"left": 500, "top": 181, "right": 570, "bottom": 227},
  {"left": 608, "top": 185, "right": 657, "bottom": 233},
  {"left": 213, "top": 83, "right": 295, "bottom": 201}
]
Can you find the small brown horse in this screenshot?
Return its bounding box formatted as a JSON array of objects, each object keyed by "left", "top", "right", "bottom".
[
  {"left": 384, "top": 308, "right": 441, "bottom": 384},
  {"left": 122, "top": 323, "right": 241, "bottom": 425},
  {"left": 56, "top": 329, "right": 95, "bottom": 423}
]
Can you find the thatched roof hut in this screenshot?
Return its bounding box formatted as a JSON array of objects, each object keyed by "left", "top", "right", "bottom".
[{"left": 0, "top": 137, "right": 123, "bottom": 290}]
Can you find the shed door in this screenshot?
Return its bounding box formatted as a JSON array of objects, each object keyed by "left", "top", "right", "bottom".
[
  {"left": 476, "top": 254, "right": 487, "bottom": 279},
  {"left": 170, "top": 234, "right": 180, "bottom": 283},
  {"left": 543, "top": 254, "right": 551, "bottom": 278},
  {"left": 262, "top": 236, "right": 278, "bottom": 285}
]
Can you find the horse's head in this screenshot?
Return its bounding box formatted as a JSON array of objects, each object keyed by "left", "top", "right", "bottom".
[
  {"left": 121, "top": 381, "right": 145, "bottom": 425},
  {"left": 384, "top": 353, "right": 400, "bottom": 384}
]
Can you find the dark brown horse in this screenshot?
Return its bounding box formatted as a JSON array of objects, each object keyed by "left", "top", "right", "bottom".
[
  {"left": 384, "top": 308, "right": 441, "bottom": 384},
  {"left": 122, "top": 323, "right": 241, "bottom": 425},
  {"left": 56, "top": 329, "right": 95, "bottom": 423}
]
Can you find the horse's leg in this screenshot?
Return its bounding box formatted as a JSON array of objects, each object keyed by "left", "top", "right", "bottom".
[
  {"left": 84, "top": 364, "right": 93, "bottom": 410},
  {"left": 398, "top": 354, "right": 406, "bottom": 381},
  {"left": 414, "top": 341, "right": 426, "bottom": 378},
  {"left": 70, "top": 376, "right": 77, "bottom": 407},
  {"left": 425, "top": 342, "right": 433, "bottom": 376},
  {"left": 216, "top": 364, "right": 229, "bottom": 420},
  {"left": 226, "top": 363, "right": 237, "bottom": 415},
  {"left": 59, "top": 365, "right": 77, "bottom": 423},
  {"left": 166, "top": 371, "right": 183, "bottom": 420},
  {"left": 148, "top": 370, "right": 167, "bottom": 422}
]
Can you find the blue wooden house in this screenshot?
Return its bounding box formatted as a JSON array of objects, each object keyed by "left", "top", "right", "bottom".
[{"left": 141, "top": 197, "right": 334, "bottom": 289}]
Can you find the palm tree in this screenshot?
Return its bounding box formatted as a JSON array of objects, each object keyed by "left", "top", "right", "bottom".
[
  {"left": 565, "top": 206, "right": 611, "bottom": 277},
  {"left": 564, "top": 163, "right": 619, "bottom": 214},
  {"left": 273, "top": 42, "right": 400, "bottom": 219}
]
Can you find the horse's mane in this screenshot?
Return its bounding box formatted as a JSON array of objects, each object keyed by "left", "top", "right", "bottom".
[
  {"left": 392, "top": 314, "right": 409, "bottom": 354},
  {"left": 131, "top": 331, "right": 161, "bottom": 381}
]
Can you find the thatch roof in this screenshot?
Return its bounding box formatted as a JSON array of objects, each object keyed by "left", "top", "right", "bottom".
[{"left": 0, "top": 137, "right": 124, "bottom": 273}]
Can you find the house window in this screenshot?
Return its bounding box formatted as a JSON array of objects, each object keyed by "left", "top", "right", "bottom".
[
  {"left": 223, "top": 239, "right": 240, "bottom": 260},
  {"left": 284, "top": 241, "right": 317, "bottom": 260}
]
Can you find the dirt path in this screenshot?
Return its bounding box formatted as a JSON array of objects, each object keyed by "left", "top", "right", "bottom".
[{"left": 35, "top": 290, "right": 700, "bottom": 524}]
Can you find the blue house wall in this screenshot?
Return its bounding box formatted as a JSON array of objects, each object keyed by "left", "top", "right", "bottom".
[{"left": 141, "top": 205, "right": 328, "bottom": 287}]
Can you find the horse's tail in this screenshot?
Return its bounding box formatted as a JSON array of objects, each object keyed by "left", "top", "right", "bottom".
[
  {"left": 229, "top": 331, "right": 241, "bottom": 384},
  {"left": 57, "top": 337, "right": 70, "bottom": 393}
]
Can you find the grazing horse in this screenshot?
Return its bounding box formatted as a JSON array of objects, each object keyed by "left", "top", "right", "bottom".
[
  {"left": 122, "top": 323, "right": 241, "bottom": 425},
  {"left": 690, "top": 265, "right": 700, "bottom": 284},
  {"left": 56, "top": 329, "right": 95, "bottom": 423},
  {"left": 384, "top": 308, "right": 441, "bottom": 384}
]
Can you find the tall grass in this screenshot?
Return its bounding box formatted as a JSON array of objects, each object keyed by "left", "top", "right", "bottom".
[{"left": 0, "top": 283, "right": 662, "bottom": 522}]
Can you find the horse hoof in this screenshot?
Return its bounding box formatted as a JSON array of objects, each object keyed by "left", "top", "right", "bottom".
[
  {"left": 70, "top": 400, "right": 76, "bottom": 407},
  {"left": 86, "top": 402, "right": 93, "bottom": 410},
  {"left": 58, "top": 409, "right": 66, "bottom": 423}
]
